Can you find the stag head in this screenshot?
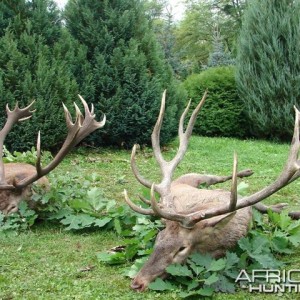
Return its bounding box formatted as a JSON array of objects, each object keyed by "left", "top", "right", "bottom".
[
  {"left": 0, "top": 95, "right": 105, "bottom": 214},
  {"left": 124, "top": 90, "right": 300, "bottom": 291}
]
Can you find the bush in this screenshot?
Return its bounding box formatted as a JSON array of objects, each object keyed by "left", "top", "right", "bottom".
[{"left": 183, "top": 66, "right": 247, "bottom": 138}]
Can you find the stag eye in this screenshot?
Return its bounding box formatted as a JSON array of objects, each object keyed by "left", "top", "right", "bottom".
[{"left": 174, "top": 246, "right": 187, "bottom": 257}]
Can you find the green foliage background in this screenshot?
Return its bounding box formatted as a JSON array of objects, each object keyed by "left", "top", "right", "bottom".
[
  {"left": 0, "top": 0, "right": 186, "bottom": 151},
  {"left": 0, "top": 0, "right": 81, "bottom": 151},
  {"left": 236, "top": 0, "right": 300, "bottom": 141},
  {"left": 64, "top": 0, "right": 185, "bottom": 148}
]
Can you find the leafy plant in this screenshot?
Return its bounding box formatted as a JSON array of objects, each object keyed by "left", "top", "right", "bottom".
[
  {"left": 0, "top": 202, "right": 38, "bottom": 232},
  {"left": 2, "top": 145, "right": 52, "bottom": 165},
  {"left": 97, "top": 216, "right": 163, "bottom": 266}
]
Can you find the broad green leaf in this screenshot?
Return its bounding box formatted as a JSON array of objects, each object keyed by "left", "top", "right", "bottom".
[
  {"left": 267, "top": 210, "right": 281, "bottom": 225},
  {"left": 289, "top": 229, "right": 300, "bottom": 247},
  {"left": 278, "top": 212, "right": 292, "bottom": 230},
  {"left": 79, "top": 214, "right": 96, "bottom": 227},
  {"left": 60, "top": 215, "right": 83, "bottom": 230},
  {"left": 68, "top": 198, "right": 91, "bottom": 211},
  {"left": 214, "top": 274, "right": 236, "bottom": 293},
  {"left": 148, "top": 278, "right": 175, "bottom": 291},
  {"left": 207, "top": 258, "right": 226, "bottom": 272},
  {"left": 47, "top": 208, "right": 72, "bottom": 220},
  {"left": 189, "top": 253, "right": 212, "bottom": 269},
  {"left": 238, "top": 237, "right": 252, "bottom": 253},
  {"left": 252, "top": 235, "right": 270, "bottom": 255},
  {"left": 166, "top": 264, "right": 193, "bottom": 277},
  {"left": 96, "top": 252, "right": 126, "bottom": 265},
  {"left": 249, "top": 253, "right": 283, "bottom": 269},
  {"left": 187, "top": 280, "right": 199, "bottom": 291},
  {"left": 114, "top": 218, "right": 122, "bottom": 234},
  {"left": 287, "top": 220, "right": 300, "bottom": 233},
  {"left": 252, "top": 209, "right": 264, "bottom": 227},
  {"left": 197, "top": 286, "right": 214, "bottom": 296},
  {"left": 271, "top": 236, "right": 293, "bottom": 254},
  {"left": 125, "top": 244, "right": 139, "bottom": 260},
  {"left": 106, "top": 200, "right": 117, "bottom": 211},
  {"left": 187, "top": 259, "right": 205, "bottom": 276},
  {"left": 60, "top": 214, "right": 95, "bottom": 230},
  {"left": 204, "top": 273, "right": 219, "bottom": 285},
  {"left": 87, "top": 188, "right": 107, "bottom": 211},
  {"left": 225, "top": 252, "right": 239, "bottom": 270},
  {"left": 94, "top": 217, "right": 112, "bottom": 228}
]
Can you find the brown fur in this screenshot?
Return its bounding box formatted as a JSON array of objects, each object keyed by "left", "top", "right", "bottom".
[{"left": 0, "top": 163, "right": 49, "bottom": 214}]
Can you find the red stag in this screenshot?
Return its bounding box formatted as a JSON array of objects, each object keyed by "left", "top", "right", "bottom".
[{"left": 124, "top": 90, "right": 299, "bottom": 291}]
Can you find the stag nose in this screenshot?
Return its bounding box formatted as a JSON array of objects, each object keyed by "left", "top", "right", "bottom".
[{"left": 131, "top": 281, "right": 146, "bottom": 292}]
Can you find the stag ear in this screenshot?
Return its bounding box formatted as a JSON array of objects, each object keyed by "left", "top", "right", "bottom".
[{"left": 203, "top": 212, "right": 236, "bottom": 229}]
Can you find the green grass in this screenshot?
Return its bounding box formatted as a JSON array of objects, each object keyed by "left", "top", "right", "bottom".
[{"left": 1, "top": 136, "right": 300, "bottom": 299}]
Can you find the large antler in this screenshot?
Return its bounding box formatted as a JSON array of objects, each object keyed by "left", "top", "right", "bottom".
[
  {"left": 125, "top": 90, "right": 300, "bottom": 229},
  {"left": 0, "top": 95, "right": 105, "bottom": 190},
  {"left": 125, "top": 90, "right": 209, "bottom": 215}
]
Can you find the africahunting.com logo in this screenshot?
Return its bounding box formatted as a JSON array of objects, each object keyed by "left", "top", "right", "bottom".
[{"left": 235, "top": 269, "right": 300, "bottom": 293}]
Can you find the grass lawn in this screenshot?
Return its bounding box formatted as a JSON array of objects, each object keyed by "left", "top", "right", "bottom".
[{"left": 1, "top": 136, "right": 300, "bottom": 299}]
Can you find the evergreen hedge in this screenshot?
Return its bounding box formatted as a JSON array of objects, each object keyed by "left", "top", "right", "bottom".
[{"left": 183, "top": 66, "right": 247, "bottom": 138}]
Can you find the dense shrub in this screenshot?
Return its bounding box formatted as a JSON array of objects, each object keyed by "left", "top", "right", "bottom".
[
  {"left": 236, "top": 0, "right": 300, "bottom": 141},
  {"left": 183, "top": 66, "right": 247, "bottom": 138}
]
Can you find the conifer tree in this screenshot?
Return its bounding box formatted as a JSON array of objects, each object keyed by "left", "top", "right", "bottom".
[
  {"left": 65, "top": 0, "right": 185, "bottom": 147},
  {"left": 236, "top": 0, "right": 300, "bottom": 140},
  {"left": 206, "top": 29, "right": 234, "bottom": 68},
  {"left": 0, "top": 0, "right": 80, "bottom": 151}
]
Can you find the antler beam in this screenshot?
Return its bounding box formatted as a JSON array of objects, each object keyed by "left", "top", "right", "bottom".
[{"left": 0, "top": 95, "right": 105, "bottom": 190}]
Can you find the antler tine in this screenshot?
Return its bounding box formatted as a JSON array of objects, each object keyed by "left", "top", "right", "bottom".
[
  {"left": 124, "top": 189, "right": 155, "bottom": 216},
  {"left": 130, "top": 144, "right": 152, "bottom": 189},
  {"left": 166, "top": 90, "right": 208, "bottom": 179},
  {"left": 36, "top": 131, "right": 42, "bottom": 175},
  {"left": 62, "top": 102, "right": 75, "bottom": 128},
  {"left": 138, "top": 194, "right": 151, "bottom": 205},
  {"left": 178, "top": 99, "right": 191, "bottom": 137},
  {"left": 151, "top": 90, "right": 166, "bottom": 167},
  {"left": 15, "top": 96, "right": 105, "bottom": 189},
  {"left": 229, "top": 152, "right": 238, "bottom": 211},
  {"left": 77, "top": 94, "right": 106, "bottom": 140},
  {"left": 0, "top": 100, "right": 35, "bottom": 185}
]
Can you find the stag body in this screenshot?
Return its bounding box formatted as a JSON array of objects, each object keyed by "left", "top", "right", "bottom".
[
  {"left": 132, "top": 176, "right": 253, "bottom": 291},
  {"left": 0, "top": 95, "right": 105, "bottom": 214},
  {"left": 125, "top": 90, "right": 300, "bottom": 291},
  {"left": 0, "top": 163, "right": 49, "bottom": 214}
]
